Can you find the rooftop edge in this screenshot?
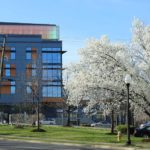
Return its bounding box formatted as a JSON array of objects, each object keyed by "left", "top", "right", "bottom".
[{"left": 0, "top": 22, "right": 57, "bottom": 26}]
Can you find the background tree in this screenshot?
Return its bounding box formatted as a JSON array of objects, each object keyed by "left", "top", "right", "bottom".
[{"left": 63, "top": 64, "right": 88, "bottom": 126}]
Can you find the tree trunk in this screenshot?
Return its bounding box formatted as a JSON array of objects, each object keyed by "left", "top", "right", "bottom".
[
  {"left": 7, "top": 113, "right": 9, "bottom": 124},
  {"left": 77, "top": 107, "right": 80, "bottom": 126},
  {"left": 37, "top": 100, "right": 40, "bottom": 131},
  {"left": 67, "top": 106, "right": 71, "bottom": 126},
  {"left": 111, "top": 109, "right": 114, "bottom": 134}
]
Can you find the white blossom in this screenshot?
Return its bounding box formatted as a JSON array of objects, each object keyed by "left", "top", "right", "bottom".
[{"left": 64, "top": 18, "right": 150, "bottom": 118}]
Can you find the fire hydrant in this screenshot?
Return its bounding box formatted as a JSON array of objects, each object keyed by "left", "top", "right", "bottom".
[{"left": 117, "top": 131, "right": 122, "bottom": 142}]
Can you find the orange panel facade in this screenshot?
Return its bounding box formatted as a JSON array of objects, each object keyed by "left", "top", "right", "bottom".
[
  {"left": 26, "top": 64, "right": 32, "bottom": 78},
  {"left": 32, "top": 52, "right": 37, "bottom": 59},
  {"left": 32, "top": 48, "right": 37, "bottom": 51},
  {"left": 0, "top": 86, "right": 10, "bottom": 94},
  {"left": 0, "top": 81, "right": 11, "bottom": 94},
  {"left": 10, "top": 64, "right": 16, "bottom": 76},
  {"left": 10, "top": 69, "right": 16, "bottom": 76},
  {"left": 42, "top": 98, "right": 64, "bottom": 103}
]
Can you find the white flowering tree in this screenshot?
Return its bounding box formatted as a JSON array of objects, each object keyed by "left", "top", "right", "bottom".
[
  {"left": 63, "top": 63, "right": 89, "bottom": 126},
  {"left": 64, "top": 19, "right": 150, "bottom": 130},
  {"left": 77, "top": 19, "right": 150, "bottom": 121},
  {"left": 64, "top": 37, "right": 126, "bottom": 131},
  {"left": 78, "top": 36, "right": 128, "bottom": 132},
  {"left": 116, "top": 19, "right": 150, "bottom": 118}
]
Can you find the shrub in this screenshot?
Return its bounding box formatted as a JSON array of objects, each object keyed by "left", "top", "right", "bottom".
[
  {"left": 116, "top": 124, "right": 135, "bottom": 135},
  {"left": 116, "top": 125, "right": 127, "bottom": 134}
]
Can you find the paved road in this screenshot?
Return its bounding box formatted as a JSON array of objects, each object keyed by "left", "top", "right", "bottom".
[{"left": 0, "top": 140, "right": 119, "bottom": 150}]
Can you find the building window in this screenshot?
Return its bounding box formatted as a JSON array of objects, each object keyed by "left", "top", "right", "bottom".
[
  {"left": 42, "top": 53, "right": 61, "bottom": 63},
  {"left": 10, "top": 47, "right": 16, "bottom": 59},
  {"left": 26, "top": 52, "right": 31, "bottom": 59},
  {"left": 32, "top": 64, "right": 36, "bottom": 76},
  {"left": 5, "top": 64, "right": 10, "bottom": 76},
  {"left": 42, "top": 47, "right": 61, "bottom": 51},
  {"left": 11, "top": 47, "right": 16, "bottom": 51},
  {"left": 42, "top": 70, "right": 51, "bottom": 80},
  {"left": 43, "top": 65, "right": 61, "bottom": 69},
  {"left": 53, "top": 86, "right": 61, "bottom": 97},
  {"left": 26, "top": 47, "right": 31, "bottom": 51},
  {"left": 26, "top": 86, "right": 32, "bottom": 94},
  {"left": 42, "top": 69, "right": 61, "bottom": 80},
  {"left": 11, "top": 81, "right": 15, "bottom": 94},
  {"left": 52, "top": 48, "right": 61, "bottom": 51},
  {"left": 6, "top": 69, "right": 10, "bottom": 76},
  {"left": 42, "top": 86, "right": 61, "bottom": 97},
  {"left": 26, "top": 82, "right": 33, "bottom": 94},
  {"left": 53, "top": 53, "right": 61, "bottom": 63},
  {"left": 26, "top": 47, "right": 37, "bottom": 60},
  {"left": 26, "top": 47, "right": 31, "bottom": 60},
  {"left": 11, "top": 52, "right": 16, "bottom": 59},
  {"left": 42, "top": 53, "right": 48, "bottom": 63},
  {"left": 32, "top": 69, "right": 36, "bottom": 76}
]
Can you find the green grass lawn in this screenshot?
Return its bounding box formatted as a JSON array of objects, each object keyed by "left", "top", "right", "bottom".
[{"left": 0, "top": 125, "right": 147, "bottom": 146}]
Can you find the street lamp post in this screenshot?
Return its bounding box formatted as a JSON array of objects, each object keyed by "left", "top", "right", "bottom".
[{"left": 124, "top": 74, "right": 131, "bottom": 145}]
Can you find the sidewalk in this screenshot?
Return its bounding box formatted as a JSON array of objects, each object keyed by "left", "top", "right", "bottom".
[{"left": 0, "top": 135, "right": 149, "bottom": 150}]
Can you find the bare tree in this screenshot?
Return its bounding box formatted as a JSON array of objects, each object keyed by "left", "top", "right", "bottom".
[{"left": 26, "top": 59, "right": 42, "bottom": 131}]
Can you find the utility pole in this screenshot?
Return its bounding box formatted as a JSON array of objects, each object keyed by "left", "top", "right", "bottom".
[
  {"left": 0, "top": 35, "right": 6, "bottom": 124},
  {"left": 0, "top": 35, "right": 7, "bottom": 81}
]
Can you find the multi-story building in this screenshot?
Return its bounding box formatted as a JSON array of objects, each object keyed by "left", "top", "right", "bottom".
[{"left": 0, "top": 22, "right": 65, "bottom": 120}]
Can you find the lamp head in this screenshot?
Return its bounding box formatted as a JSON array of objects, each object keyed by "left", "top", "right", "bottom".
[{"left": 125, "top": 74, "right": 131, "bottom": 84}]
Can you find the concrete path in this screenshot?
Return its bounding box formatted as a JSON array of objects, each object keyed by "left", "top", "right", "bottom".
[{"left": 0, "top": 140, "right": 134, "bottom": 150}]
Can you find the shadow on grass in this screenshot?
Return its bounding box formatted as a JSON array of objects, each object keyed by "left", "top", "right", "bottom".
[
  {"left": 0, "top": 133, "right": 15, "bottom": 135},
  {"left": 63, "top": 125, "right": 72, "bottom": 127},
  {"left": 105, "top": 132, "right": 117, "bottom": 135},
  {"left": 31, "top": 128, "right": 46, "bottom": 132}
]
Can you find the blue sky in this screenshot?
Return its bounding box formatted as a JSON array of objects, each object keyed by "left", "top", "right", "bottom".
[{"left": 0, "top": 0, "right": 150, "bottom": 65}]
